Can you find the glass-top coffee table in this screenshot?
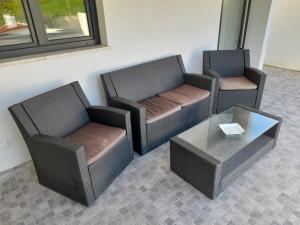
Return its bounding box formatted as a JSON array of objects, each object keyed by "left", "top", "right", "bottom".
[{"left": 170, "top": 106, "right": 282, "bottom": 199}]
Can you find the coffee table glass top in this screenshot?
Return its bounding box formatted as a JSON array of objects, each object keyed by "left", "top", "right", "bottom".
[{"left": 176, "top": 106, "right": 279, "bottom": 162}]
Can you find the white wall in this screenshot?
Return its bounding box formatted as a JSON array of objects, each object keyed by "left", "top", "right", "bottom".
[
  {"left": 265, "top": 0, "right": 300, "bottom": 71},
  {"left": 244, "top": 0, "right": 274, "bottom": 69},
  {"left": 0, "top": 0, "right": 222, "bottom": 172}
]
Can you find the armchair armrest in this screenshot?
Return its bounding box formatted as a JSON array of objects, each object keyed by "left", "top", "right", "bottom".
[
  {"left": 245, "top": 68, "right": 267, "bottom": 86},
  {"left": 87, "top": 106, "right": 133, "bottom": 151},
  {"left": 110, "top": 97, "right": 147, "bottom": 154},
  {"left": 203, "top": 69, "right": 222, "bottom": 114},
  {"left": 183, "top": 73, "right": 215, "bottom": 91},
  {"left": 29, "top": 135, "right": 94, "bottom": 205},
  {"left": 87, "top": 106, "right": 130, "bottom": 129},
  {"left": 245, "top": 68, "right": 267, "bottom": 109}
]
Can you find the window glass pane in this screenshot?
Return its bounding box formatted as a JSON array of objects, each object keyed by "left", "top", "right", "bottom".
[
  {"left": 39, "top": 0, "right": 90, "bottom": 40},
  {"left": 0, "top": 0, "right": 32, "bottom": 47}
]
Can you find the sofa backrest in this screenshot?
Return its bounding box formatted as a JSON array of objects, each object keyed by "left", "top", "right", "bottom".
[
  {"left": 203, "top": 49, "right": 250, "bottom": 77},
  {"left": 9, "top": 82, "right": 90, "bottom": 139},
  {"left": 103, "top": 55, "right": 185, "bottom": 102}
]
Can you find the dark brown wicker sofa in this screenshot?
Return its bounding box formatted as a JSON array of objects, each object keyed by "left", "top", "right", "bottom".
[
  {"left": 9, "top": 82, "right": 134, "bottom": 206},
  {"left": 101, "top": 55, "right": 215, "bottom": 155},
  {"left": 203, "top": 49, "right": 266, "bottom": 113}
]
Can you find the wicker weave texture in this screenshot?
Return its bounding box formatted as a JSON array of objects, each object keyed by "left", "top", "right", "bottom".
[
  {"left": 101, "top": 56, "right": 215, "bottom": 155},
  {"left": 89, "top": 137, "right": 133, "bottom": 198},
  {"left": 9, "top": 82, "right": 134, "bottom": 206},
  {"left": 146, "top": 98, "right": 210, "bottom": 152},
  {"left": 216, "top": 90, "right": 257, "bottom": 113},
  {"left": 170, "top": 107, "right": 282, "bottom": 199}
]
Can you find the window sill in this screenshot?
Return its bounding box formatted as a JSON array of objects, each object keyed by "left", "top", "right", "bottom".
[{"left": 0, "top": 45, "right": 111, "bottom": 68}]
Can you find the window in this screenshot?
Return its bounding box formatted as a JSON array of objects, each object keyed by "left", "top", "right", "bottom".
[{"left": 0, "top": 0, "right": 100, "bottom": 59}]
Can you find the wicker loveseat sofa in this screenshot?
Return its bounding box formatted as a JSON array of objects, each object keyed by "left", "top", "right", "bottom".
[
  {"left": 101, "top": 55, "right": 215, "bottom": 155},
  {"left": 9, "top": 82, "right": 133, "bottom": 205}
]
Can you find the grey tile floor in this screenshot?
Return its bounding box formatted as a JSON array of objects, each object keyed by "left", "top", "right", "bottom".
[{"left": 1, "top": 66, "right": 300, "bottom": 225}]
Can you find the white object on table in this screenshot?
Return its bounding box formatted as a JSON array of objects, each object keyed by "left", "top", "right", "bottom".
[{"left": 219, "top": 123, "right": 245, "bottom": 135}]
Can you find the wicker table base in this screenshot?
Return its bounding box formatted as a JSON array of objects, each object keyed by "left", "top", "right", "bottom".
[{"left": 170, "top": 106, "right": 282, "bottom": 199}]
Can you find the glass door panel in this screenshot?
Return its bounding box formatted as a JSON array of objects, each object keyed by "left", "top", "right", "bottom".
[{"left": 218, "top": 0, "right": 250, "bottom": 50}]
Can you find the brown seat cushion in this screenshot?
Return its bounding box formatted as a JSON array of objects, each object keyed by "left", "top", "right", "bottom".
[
  {"left": 219, "top": 76, "right": 257, "bottom": 90},
  {"left": 159, "top": 84, "right": 210, "bottom": 107},
  {"left": 65, "top": 122, "right": 126, "bottom": 165},
  {"left": 139, "top": 96, "right": 181, "bottom": 124}
]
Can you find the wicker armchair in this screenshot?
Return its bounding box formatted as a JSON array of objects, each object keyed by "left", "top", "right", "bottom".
[
  {"left": 203, "top": 49, "right": 266, "bottom": 113},
  {"left": 9, "top": 82, "right": 133, "bottom": 206}
]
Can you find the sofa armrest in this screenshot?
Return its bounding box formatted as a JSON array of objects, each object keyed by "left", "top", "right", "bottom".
[
  {"left": 87, "top": 106, "right": 133, "bottom": 151},
  {"left": 204, "top": 69, "right": 222, "bottom": 79},
  {"left": 183, "top": 73, "right": 216, "bottom": 116},
  {"left": 183, "top": 73, "right": 215, "bottom": 91},
  {"left": 111, "top": 97, "right": 144, "bottom": 111},
  {"left": 30, "top": 135, "right": 94, "bottom": 205},
  {"left": 245, "top": 68, "right": 267, "bottom": 109},
  {"left": 110, "top": 97, "right": 147, "bottom": 155}
]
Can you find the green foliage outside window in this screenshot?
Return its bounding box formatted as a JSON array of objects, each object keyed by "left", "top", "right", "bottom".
[
  {"left": 0, "top": 0, "right": 85, "bottom": 26},
  {"left": 0, "top": 0, "right": 26, "bottom": 25}
]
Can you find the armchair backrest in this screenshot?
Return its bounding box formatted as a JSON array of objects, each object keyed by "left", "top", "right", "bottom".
[
  {"left": 102, "top": 55, "right": 185, "bottom": 102},
  {"left": 203, "top": 49, "right": 250, "bottom": 77},
  {"left": 9, "top": 82, "right": 90, "bottom": 140}
]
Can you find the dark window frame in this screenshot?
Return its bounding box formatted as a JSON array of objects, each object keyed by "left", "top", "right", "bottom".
[{"left": 0, "top": 0, "right": 101, "bottom": 59}]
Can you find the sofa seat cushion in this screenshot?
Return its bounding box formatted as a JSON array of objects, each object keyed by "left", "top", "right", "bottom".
[
  {"left": 65, "top": 122, "right": 126, "bottom": 165},
  {"left": 159, "top": 84, "right": 210, "bottom": 107},
  {"left": 219, "top": 76, "right": 257, "bottom": 90},
  {"left": 139, "top": 96, "right": 181, "bottom": 124}
]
